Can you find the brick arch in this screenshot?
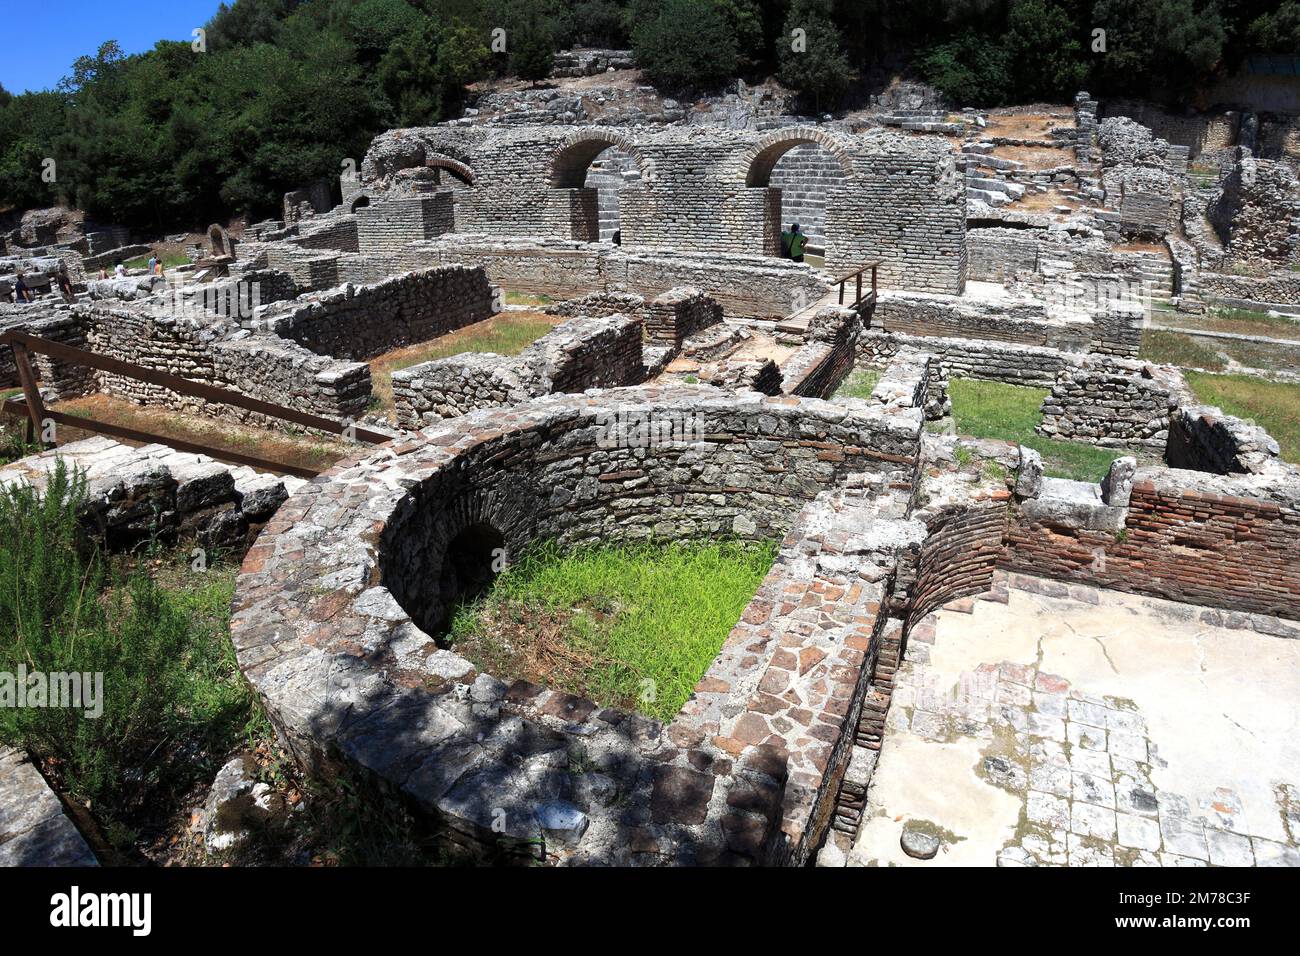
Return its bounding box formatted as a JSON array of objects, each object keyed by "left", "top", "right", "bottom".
[
  {"left": 741, "top": 127, "right": 855, "bottom": 186},
  {"left": 550, "top": 130, "right": 650, "bottom": 188},
  {"left": 425, "top": 153, "right": 475, "bottom": 186}
]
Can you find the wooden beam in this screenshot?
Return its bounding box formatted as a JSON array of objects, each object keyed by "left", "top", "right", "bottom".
[
  {"left": 9, "top": 341, "right": 48, "bottom": 445},
  {"left": 2, "top": 399, "right": 320, "bottom": 479},
  {"left": 0, "top": 331, "right": 389, "bottom": 444}
]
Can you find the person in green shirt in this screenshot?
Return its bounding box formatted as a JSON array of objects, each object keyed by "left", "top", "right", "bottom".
[{"left": 781, "top": 223, "right": 807, "bottom": 262}]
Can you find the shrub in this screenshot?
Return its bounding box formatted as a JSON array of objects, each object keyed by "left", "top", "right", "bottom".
[{"left": 0, "top": 460, "right": 254, "bottom": 830}]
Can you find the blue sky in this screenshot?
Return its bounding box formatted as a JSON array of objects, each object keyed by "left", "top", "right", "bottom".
[{"left": 0, "top": 0, "right": 227, "bottom": 93}]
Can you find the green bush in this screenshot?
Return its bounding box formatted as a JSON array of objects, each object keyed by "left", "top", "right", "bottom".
[
  {"left": 777, "top": 0, "right": 853, "bottom": 111},
  {"left": 0, "top": 460, "right": 253, "bottom": 830}
]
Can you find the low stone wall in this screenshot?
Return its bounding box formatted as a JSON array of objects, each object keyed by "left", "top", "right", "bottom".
[
  {"left": 1196, "top": 270, "right": 1300, "bottom": 307},
  {"left": 781, "top": 306, "right": 859, "bottom": 398},
  {"left": 858, "top": 329, "right": 1074, "bottom": 388},
  {"left": 55, "top": 303, "right": 372, "bottom": 424},
  {"left": 261, "top": 266, "right": 495, "bottom": 361},
  {"left": 1038, "top": 358, "right": 1192, "bottom": 448},
  {"left": 874, "top": 291, "right": 1092, "bottom": 350},
  {"left": 268, "top": 237, "right": 831, "bottom": 320},
  {"left": 392, "top": 312, "right": 644, "bottom": 426},
  {"left": 644, "top": 287, "right": 723, "bottom": 346},
  {"left": 1002, "top": 462, "right": 1300, "bottom": 621}
]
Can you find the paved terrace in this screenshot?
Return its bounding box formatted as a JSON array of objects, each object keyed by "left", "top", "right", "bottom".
[{"left": 852, "top": 573, "right": 1300, "bottom": 867}]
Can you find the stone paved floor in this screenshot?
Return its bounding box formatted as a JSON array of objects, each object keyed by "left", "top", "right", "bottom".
[{"left": 851, "top": 575, "right": 1300, "bottom": 867}]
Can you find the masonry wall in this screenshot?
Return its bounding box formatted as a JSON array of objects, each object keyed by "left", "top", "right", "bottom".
[
  {"left": 264, "top": 266, "right": 495, "bottom": 362},
  {"left": 1002, "top": 469, "right": 1300, "bottom": 621},
  {"left": 356, "top": 194, "right": 455, "bottom": 254},
  {"left": 1037, "top": 358, "right": 1191, "bottom": 448},
  {"left": 858, "top": 329, "right": 1074, "bottom": 388}
]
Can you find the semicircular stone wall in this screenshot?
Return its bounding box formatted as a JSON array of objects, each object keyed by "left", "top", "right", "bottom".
[{"left": 231, "top": 385, "right": 927, "bottom": 865}]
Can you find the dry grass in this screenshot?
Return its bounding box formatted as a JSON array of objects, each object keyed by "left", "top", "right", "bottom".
[
  {"left": 367, "top": 311, "right": 559, "bottom": 416},
  {"left": 983, "top": 112, "right": 1065, "bottom": 140},
  {"left": 50, "top": 394, "right": 351, "bottom": 474},
  {"left": 990, "top": 144, "right": 1072, "bottom": 170}
]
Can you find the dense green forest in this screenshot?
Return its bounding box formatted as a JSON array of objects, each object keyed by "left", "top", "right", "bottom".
[{"left": 1, "top": 0, "right": 1296, "bottom": 231}]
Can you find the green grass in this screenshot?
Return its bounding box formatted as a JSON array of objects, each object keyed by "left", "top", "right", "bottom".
[
  {"left": 1185, "top": 372, "right": 1300, "bottom": 464},
  {"left": 447, "top": 540, "right": 777, "bottom": 722},
  {"left": 369, "top": 314, "right": 556, "bottom": 413},
  {"left": 833, "top": 369, "right": 881, "bottom": 400},
  {"left": 503, "top": 291, "right": 553, "bottom": 306},
  {"left": 943, "top": 378, "right": 1119, "bottom": 482},
  {"left": 1139, "top": 329, "right": 1228, "bottom": 370}
]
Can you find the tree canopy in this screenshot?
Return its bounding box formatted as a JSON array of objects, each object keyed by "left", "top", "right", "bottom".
[{"left": 0, "top": 0, "right": 1288, "bottom": 230}]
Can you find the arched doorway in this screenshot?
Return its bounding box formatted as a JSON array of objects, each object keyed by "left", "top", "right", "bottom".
[
  {"left": 743, "top": 129, "right": 854, "bottom": 264},
  {"left": 550, "top": 132, "right": 648, "bottom": 242},
  {"left": 437, "top": 522, "right": 505, "bottom": 623}
]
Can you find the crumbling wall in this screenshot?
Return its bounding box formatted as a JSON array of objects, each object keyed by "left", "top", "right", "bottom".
[
  {"left": 262, "top": 266, "right": 495, "bottom": 361},
  {"left": 392, "top": 312, "right": 644, "bottom": 426},
  {"left": 1037, "top": 358, "right": 1192, "bottom": 448},
  {"left": 643, "top": 286, "right": 723, "bottom": 346},
  {"left": 1207, "top": 150, "right": 1300, "bottom": 266},
  {"left": 1165, "top": 404, "right": 1283, "bottom": 474}
]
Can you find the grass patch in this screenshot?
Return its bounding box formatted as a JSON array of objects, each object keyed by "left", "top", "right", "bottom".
[
  {"left": 0, "top": 462, "right": 257, "bottom": 851},
  {"left": 833, "top": 369, "right": 880, "bottom": 400},
  {"left": 368, "top": 313, "right": 558, "bottom": 415},
  {"left": 447, "top": 539, "right": 777, "bottom": 722},
  {"left": 124, "top": 253, "right": 190, "bottom": 270},
  {"left": 1185, "top": 372, "right": 1300, "bottom": 464},
  {"left": 945, "top": 378, "right": 1119, "bottom": 482},
  {"left": 1139, "top": 329, "right": 1228, "bottom": 370},
  {"left": 503, "top": 291, "right": 553, "bottom": 307},
  {"left": 1154, "top": 307, "right": 1300, "bottom": 342}
]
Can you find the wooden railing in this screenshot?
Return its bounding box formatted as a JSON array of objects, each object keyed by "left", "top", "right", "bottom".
[
  {"left": 832, "top": 261, "right": 879, "bottom": 311},
  {"left": 0, "top": 330, "right": 388, "bottom": 479}
]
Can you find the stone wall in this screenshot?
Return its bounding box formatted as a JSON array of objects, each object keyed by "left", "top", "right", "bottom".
[
  {"left": 781, "top": 306, "right": 859, "bottom": 398},
  {"left": 1002, "top": 463, "right": 1300, "bottom": 621},
  {"left": 858, "top": 329, "right": 1075, "bottom": 388},
  {"left": 55, "top": 303, "right": 372, "bottom": 423},
  {"left": 392, "top": 312, "right": 644, "bottom": 426},
  {"left": 1207, "top": 151, "right": 1300, "bottom": 267},
  {"left": 1165, "top": 404, "right": 1283, "bottom": 475},
  {"left": 643, "top": 286, "right": 723, "bottom": 346},
  {"left": 356, "top": 194, "right": 456, "bottom": 254},
  {"left": 1037, "top": 358, "right": 1193, "bottom": 448},
  {"left": 232, "top": 387, "right": 926, "bottom": 866},
  {"left": 259, "top": 266, "right": 495, "bottom": 361},
  {"left": 358, "top": 124, "right": 966, "bottom": 293}
]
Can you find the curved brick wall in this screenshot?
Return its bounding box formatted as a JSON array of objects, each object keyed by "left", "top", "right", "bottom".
[{"left": 231, "top": 386, "right": 926, "bottom": 865}]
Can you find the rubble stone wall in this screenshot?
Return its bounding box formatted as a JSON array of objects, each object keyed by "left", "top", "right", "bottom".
[
  {"left": 1037, "top": 358, "right": 1193, "bottom": 448},
  {"left": 261, "top": 266, "right": 495, "bottom": 361}
]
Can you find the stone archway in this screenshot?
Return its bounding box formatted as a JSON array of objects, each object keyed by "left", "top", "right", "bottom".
[
  {"left": 549, "top": 130, "right": 651, "bottom": 242},
  {"left": 206, "top": 223, "right": 234, "bottom": 259},
  {"left": 739, "top": 128, "right": 856, "bottom": 260}
]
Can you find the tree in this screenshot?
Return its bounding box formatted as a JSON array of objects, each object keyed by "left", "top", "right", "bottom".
[
  {"left": 1245, "top": 1, "right": 1300, "bottom": 53},
  {"left": 1005, "top": 0, "right": 1088, "bottom": 101},
  {"left": 511, "top": 13, "right": 557, "bottom": 84},
  {"left": 917, "top": 33, "right": 1014, "bottom": 106},
  {"left": 777, "top": 0, "right": 854, "bottom": 111},
  {"left": 1091, "top": 0, "right": 1227, "bottom": 102},
  {"left": 631, "top": 0, "right": 740, "bottom": 89}
]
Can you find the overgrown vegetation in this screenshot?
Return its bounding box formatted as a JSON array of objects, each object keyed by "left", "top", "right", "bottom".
[
  {"left": 832, "top": 368, "right": 881, "bottom": 400},
  {"left": 0, "top": 462, "right": 257, "bottom": 849},
  {"left": 943, "top": 378, "right": 1119, "bottom": 482},
  {"left": 1186, "top": 372, "right": 1300, "bottom": 463},
  {"left": 3, "top": 0, "right": 1289, "bottom": 227},
  {"left": 1139, "top": 328, "right": 1230, "bottom": 370},
  {"left": 447, "top": 539, "right": 776, "bottom": 721}
]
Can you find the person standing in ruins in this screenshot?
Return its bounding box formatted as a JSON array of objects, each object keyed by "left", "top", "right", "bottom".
[{"left": 786, "top": 223, "right": 807, "bottom": 263}]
